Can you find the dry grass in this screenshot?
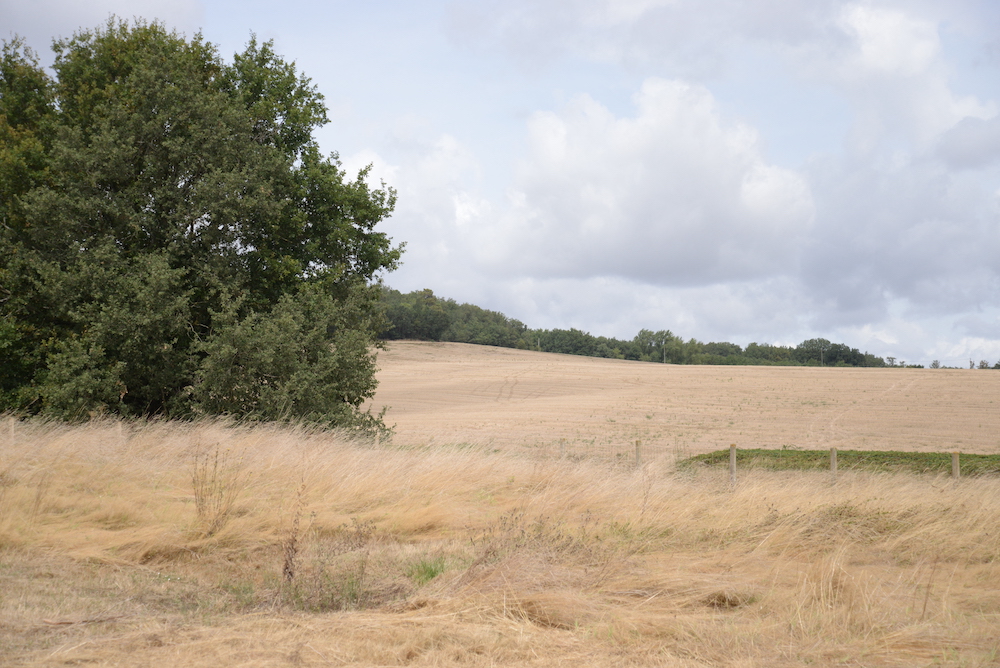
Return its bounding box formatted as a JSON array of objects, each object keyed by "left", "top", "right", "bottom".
[{"left": 3, "top": 415, "right": 1000, "bottom": 667}]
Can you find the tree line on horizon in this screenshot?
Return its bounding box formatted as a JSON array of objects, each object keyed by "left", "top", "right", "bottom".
[{"left": 380, "top": 288, "right": 902, "bottom": 368}]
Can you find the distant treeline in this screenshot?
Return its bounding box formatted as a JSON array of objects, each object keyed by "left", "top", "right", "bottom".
[{"left": 380, "top": 288, "right": 895, "bottom": 367}]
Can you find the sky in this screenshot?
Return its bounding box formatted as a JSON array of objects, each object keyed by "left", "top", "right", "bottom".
[{"left": 3, "top": 0, "right": 1000, "bottom": 367}]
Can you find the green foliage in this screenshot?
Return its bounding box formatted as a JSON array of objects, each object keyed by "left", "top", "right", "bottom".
[
  {"left": 381, "top": 287, "right": 529, "bottom": 347},
  {"left": 381, "top": 288, "right": 451, "bottom": 341},
  {"left": 442, "top": 299, "right": 529, "bottom": 348},
  {"left": 681, "top": 448, "right": 1000, "bottom": 476},
  {"left": 0, "top": 20, "right": 400, "bottom": 431},
  {"left": 33, "top": 246, "right": 194, "bottom": 418},
  {"left": 380, "top": 289, "right": 887, "bottom": 369},
  {"left": 630, "top": 329, "right": 680, "bottom": 362},
  {"left": 194, "top": 281, "right": 390, "bottom": 435},
  {"left": 743, "top": 342, "right": 795, "bottom": 363},
  {"left": 406, "top": 556, "right": 447, "bottom": 585}
]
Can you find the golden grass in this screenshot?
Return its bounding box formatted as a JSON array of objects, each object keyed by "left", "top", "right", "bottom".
[{"left": 3, "top": 416, "right": 1000, "bottom": 666}]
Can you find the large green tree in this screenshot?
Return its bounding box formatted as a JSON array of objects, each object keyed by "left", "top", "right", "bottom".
[{"left": 0, "top": 20, "right": 401, "bottom": 431}]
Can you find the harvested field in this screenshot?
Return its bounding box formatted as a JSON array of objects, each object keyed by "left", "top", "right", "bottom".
[
  {"left": 372, "top": 341, "right": 1000, "bottom": 459},
  {"left": 3, "top": 342, "right": 1000, "bottom": 666}
]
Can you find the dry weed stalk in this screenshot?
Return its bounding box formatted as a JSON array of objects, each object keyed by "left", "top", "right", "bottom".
[
  {"left": 191, "top": 443, "right": 250, "bottom": 536},
  {"left": 282, "top": 480, "right": 308, "bottom": 583}
]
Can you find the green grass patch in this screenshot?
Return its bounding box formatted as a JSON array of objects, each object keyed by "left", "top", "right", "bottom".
[
  {"left": 679, "top": 448, "right": 1000, "bottom": 475},
  {"left": 406, "top": 556, "right": 448, "bottom": 585}
]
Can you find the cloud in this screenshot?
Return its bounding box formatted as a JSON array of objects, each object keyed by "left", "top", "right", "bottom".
[
  {"left": 838, "top": 4, "right": 939, "bottom": 77},
  {"left": 356, "top": 62, "right": 999, "bottom": 364},
  {"left": 446, "top": 0, "right": 856, "bottom": 76},
  {"left": 449, "top": 0, "right": 995, "bottom": 149},
  {"left": 935, "top": 117, "right": 1000, "bottom": 169},
  {"left": 821, "top": 4, "right": 995, "bottom": 149},
  {"left": 479, "top": 275, "right": 810, "bottom": 341},
  {"left": 341, "top": 132, "right": 491, "bottom": 292},
  {"left": 446, "top": 0, "right": 731, "bottom": 76},
  {"left": 481, "top": 78, "right": 814, "bottom": 285},
  {"left": 800, "top": 150, "right": 1000, "bottom": 329},
  {"left": 0, "top": 0, "right": 204, "bottom": 54}
]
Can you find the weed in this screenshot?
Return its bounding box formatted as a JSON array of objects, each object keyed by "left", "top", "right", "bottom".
[
  {"left": 406, "top": 556, "right": 447, "bottom": 585},
  {"left": 191, "top": 444, "right": 250, "bottom": 536},
  {"left": 282, "top": 481, "right": 310, "bottom": 582},
  {"left": 281, "top": 518, "right": 397, "bottom": 612}
]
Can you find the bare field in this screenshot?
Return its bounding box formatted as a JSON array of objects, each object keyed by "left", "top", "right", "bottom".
[{"left": 372, "top": 341, "right": 1000, "bottom": 458}]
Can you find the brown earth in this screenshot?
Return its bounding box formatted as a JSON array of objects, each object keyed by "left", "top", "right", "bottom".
[{"left": 373, "top": 341, "right": 1000, "bottom": 458}]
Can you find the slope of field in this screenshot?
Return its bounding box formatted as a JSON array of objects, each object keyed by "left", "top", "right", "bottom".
[{"left": 373, "top": 341, "right": 1000, "bottom": 458}]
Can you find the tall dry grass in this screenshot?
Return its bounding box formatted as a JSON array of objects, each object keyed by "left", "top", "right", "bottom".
[{"left": 2, "top": 416, "right": 999, "bottom": 666}]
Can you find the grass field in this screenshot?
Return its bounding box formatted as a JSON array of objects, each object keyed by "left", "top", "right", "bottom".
[
  {"left": 3, "top": 342, "right": 1000, "bottom": 666},
  {"left": 683, "top": 448, "right": 1000, "bottom": 475}
]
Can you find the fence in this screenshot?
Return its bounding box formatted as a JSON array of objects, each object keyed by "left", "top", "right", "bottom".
[{"left": 541, "top": 439, "right": 977, "bottom": 481}]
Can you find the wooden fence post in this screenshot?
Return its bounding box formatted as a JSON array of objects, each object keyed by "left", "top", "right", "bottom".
[
  {"left": 729, "top": 444, "right": 737, "bottom": 486},
  {"left": 635, "top": 440, "right": 642, "bottom": 468},
  {"left": 830, "top": 447, "right": 838, "bottom": 482},
  {"left": 952, "top": 451, "right": 960, "bottom": 479}
]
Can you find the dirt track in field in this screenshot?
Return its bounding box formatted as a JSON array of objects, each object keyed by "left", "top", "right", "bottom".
[{"left": 371, "top": 341, "right": 1000, "bottom": 460}]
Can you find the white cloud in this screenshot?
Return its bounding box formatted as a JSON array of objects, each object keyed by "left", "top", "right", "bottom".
[
  {"left": 446, "top": 0, "right": 734, "bottom": 75},
  {"left": 364, "top": 54, "right": 999, "bottom": 365},
  {"left": 820, "top": 3, "right": 996, "bottom": 148},
  {"left": 938, "top": 336, "right": 1000, "bottom": 368},
  {"left": 482, "top": 78, "right": 814, "bottom": 285},
  {"left": 342, "top": 132, "right": 491, "bottom": 292},
  {"left": 339, "top": 149, "right": 399, "bottom": 190},
  {"left": 569, "top": 0, "right": 680, "bottom": 27},
  {"left": 838, "top": 4, "right": 939, "bottom": 77},
  {"left": 491, "top": 275, "right": 808, "bottom": 341}
]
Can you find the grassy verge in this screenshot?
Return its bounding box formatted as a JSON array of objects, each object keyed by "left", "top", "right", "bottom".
[
  {"left": 4, "top": 418, "right": 1000, "bottom": 666},
  {"left": 680, "top": 447, "right": 1000, "bottom": 475}
]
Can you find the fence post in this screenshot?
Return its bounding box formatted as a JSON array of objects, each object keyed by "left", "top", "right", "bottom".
[
  {"left": 729, "top": 444, "right": 737, "bottom": 486},
  {"left": 830, "top": 447, "right": 838, "bottom": 482},
  {"left": 952, "top": 451, "right": 960, "bottom": 479},
  {"left": 635, "top": 440, "right": 642, "bottom": 468}
]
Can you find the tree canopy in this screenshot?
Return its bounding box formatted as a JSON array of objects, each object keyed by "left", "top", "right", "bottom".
[
  {"left": 381, "top": 288, "right": 891, "bottom": 368},
  {"left": 0, "top": 20, "right": 401, "bottom": 432}
]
